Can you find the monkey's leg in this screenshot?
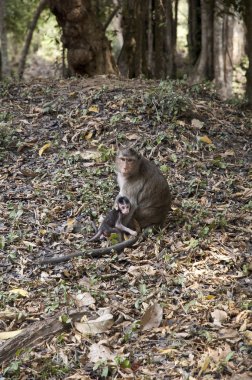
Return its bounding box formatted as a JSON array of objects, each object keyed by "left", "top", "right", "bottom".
[{"left": 88, "top": 230, "right": 103, "bottom": 242}]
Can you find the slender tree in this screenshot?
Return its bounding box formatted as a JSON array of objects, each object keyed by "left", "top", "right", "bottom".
[
  {"left": 0, "top": 0, "right": 10, "bottom": 79},
  {"left": 244, "top": 0, "right": 252, "bottom": 107},
  {"left": 214, "top": 1, "right": 234, "bottom": 99},
  {"left": 18, "top": 0, "right": 48, "bottom": 80},
  {"left": 189, "top": 0, "right": 214, "bottom": 83}
]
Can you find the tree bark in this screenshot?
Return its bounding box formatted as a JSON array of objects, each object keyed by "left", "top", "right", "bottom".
[
  {"left": 0, "top": 0, "right": 10, "bottom": 79},
  {"left": 213, "top": 1, "right": 234, "bottom": 99},
  {"left": 189, "top": 0, "right": 214, "bottom": 83},
  {"left": 118, "top": 0, "right": 176, "bottom": 79},
  {"left": 48, "top": 0, "right": 118, "bottom": 76},
  {"left": 0, "top": 310, "right": 86, "bottom": 365},
  {"left": 244, "top": 0, "right": 252, "bottom": 108},
  {"left": 188, "top": 0, "right": 201, "bottom": 65},
  {"left": 18, "top": 0, "right": 48, "bottom": 80}
]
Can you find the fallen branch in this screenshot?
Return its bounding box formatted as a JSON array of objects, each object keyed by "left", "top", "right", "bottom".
[
  {"left": 0, "top": 310, "right": 85, "bottom": 365},
  {"left": 37, "top": 235, "right": 139, "bottom": 265}
]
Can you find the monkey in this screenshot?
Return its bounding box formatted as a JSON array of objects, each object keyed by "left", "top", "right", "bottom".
[
  {"left": 37, "top": 196, "right": 140, "bottom": 265},
  {"left": 36, "top": 148, "right": 171, "bottom": 265},
  {"left": 115, "top": 147, "right": 171, "bottom": 229},
  {"left": 89, "top": 196, "right": 138, "bottom": 242}
]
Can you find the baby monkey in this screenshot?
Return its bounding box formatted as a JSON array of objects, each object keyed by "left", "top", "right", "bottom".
[{"left": 89, "top": 196, "right": 138, "bottom": 242}]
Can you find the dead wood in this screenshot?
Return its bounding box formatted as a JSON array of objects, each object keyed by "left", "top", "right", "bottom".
[{"left": 0, "top": 310, "right": 85, "bottom": 365}]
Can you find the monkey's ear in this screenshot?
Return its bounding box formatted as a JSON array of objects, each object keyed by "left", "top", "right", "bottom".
[
  {"left": 114, "top": 203, "right": 119, "bottom": 210},
  {"left": 116, "top": 142, "right": 126, "bottom": 151}
]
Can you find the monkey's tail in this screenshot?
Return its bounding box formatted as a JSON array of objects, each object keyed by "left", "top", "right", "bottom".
[{"left": 37, "top": 235, "right": 139, "bottom": 265}]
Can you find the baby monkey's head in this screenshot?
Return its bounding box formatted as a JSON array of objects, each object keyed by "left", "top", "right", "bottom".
[{"left": 116, "top": 196, "right": 131, "bottom": 215}]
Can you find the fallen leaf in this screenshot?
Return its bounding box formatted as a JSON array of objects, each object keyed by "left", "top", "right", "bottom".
[
  {"left": 88, "top": 105, "right": 99, "bottom": 113},
  {"left": 73, "top": 292, "right": 96, "bottom": 307},
  {"left": 243, "top": 330, "right": 252, "bottom": 345},
  {"left": 211, "top": 309, "right": 228, "bottom": 326},
  {"left": 70, "top": 150, "right": 101, "bottom": 161},
  {"left": 141, "top": 303, "right": 163, "bottom": 331},
  {"left": 0, "top": 330, "right": 23, "bottom": 339},
  {"left": 23, "top": 240, "right": 37, "bottom": 248},
  {"left": 198, "top": 135, "right": 213, "bottom": 144},
  {"left": 198, "top": 355, "right": 210, "bottom": 376},
  {"left": 192, "top": 119, "right": 204, "bottom": 129},
  {"left": 39, "top": 142, "right": 52, "bottom": 156},
  {"left": 88, "top": 343, "right": 115, "bottom": 363},
  {"left": 75, "top": 313, "right": 114, "bottom": 335},
  {"left": 9, "top": 288, "right": 29, "bottom": 297},
  {"left": 128, "top": 265, "right": 156, "bottom": 277},
  {"left": 125, "top": 133, "right": 139, "bottom": 141},
  {"left": 84, "top": 130, "right": 94, "bottom": 140},
  {"left": 219, "top": 328, "right": 239, "bottom": 340}
]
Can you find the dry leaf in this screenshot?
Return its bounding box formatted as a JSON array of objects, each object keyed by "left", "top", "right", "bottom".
[
  {"left": 125, "top": 133, "right": 139, "bottom": 141},
  {"left": 23, "top": 240, "right": 37, "bottom": 248},
  {"left": 192, "top": 119, "right": 204, "bottom": 129},
  {"left": 0, "top": 329, "right": 23, "bottom": 339},
  {"left": 75, "top": 313, "right": 114, "bottom": 335},
  {"left": 88, "top": 105, "right": 99, "bottom": 113},
  {"left": 198, "top": 135, "right": 213, "bottom": 144},
  {"left": 243, "top": 330, "right": 252, "bottom": 345},
  {"left": 211, "top": 309, "right": 228, "bottom": 326},
  {"left": 128, "top": 265, "right": 156, "bottom": 277},
  {"left": 39, "top": 142, "right": 52, "bottom": 156},
  {"left": 9, "top": 288, "right": 29, "bottom": 297},
  {"left": 219, "top": 328, "right": 239, "bottom": 340},
  {"left": 73, "top": 292, "right": 96, "bottom": 307},
  {"left": 88, "top": 343, "right": 115, "bottom": 363},
  {"left": 84, "top": 130, "right": 94, "bottom": 140},
  {"left": 198, "top": 355, "right": 210, "bottom": 376},
  {"left": 70, "top": 150, "right": 101, "bottom": 161},
  {"left": 141, "top": 303, "right": 163, "bottom": 331}
]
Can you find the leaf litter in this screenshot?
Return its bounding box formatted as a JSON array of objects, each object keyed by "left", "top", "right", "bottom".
[{"left": 0, "top": 77, "right": 251, "bottom": 379}]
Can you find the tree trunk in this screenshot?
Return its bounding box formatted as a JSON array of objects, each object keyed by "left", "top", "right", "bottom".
[
  {"left": 244, "top": 0, "right": 252, "bottom": 108},
  {"left": 213, "top": 1, "right": 234, "bottom": 99},
  {"left": 118, "top": 0, "right": 176, "bottom": 79},
  {"left": 189, "top": 0, "right": 214, "bottom": 83},
  {"left": 0, "top": 0, "right": 10, "bottom": 79},
  {"left": 18, "top": 0, "right": 48, "bottom": 80},
  {"left": 49, "top": 0, "right": 118, "bottom": 76},
  {"left": 188, "top": 0, "right": 201, "bottom": 65}
]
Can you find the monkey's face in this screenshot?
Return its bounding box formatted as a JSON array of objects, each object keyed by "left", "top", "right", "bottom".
[
  {"left": 119, "top": 203, "right": 130, "bottom": 215},
  {"left": 116, "top": 156, "right": 139, "bottom": 177}
]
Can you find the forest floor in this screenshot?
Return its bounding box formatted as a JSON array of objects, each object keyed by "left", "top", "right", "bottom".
[{"left": 0, "top": 77, "right": 251, "bottom": 380}]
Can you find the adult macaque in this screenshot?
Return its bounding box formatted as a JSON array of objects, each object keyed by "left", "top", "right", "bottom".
[
  {"left": 89, "top": 196, "right": 138, "bottom": 242},
  {"left": 116, "top": 148, "right": 171, "bottom": 228}
]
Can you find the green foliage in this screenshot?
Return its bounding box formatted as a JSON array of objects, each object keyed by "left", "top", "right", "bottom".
[
  {"left": 3, "top": 360, "right": 22, "bottom": 376},
  {"left": 6, "top": 0, "right": 40, "bottom": 43},
  {"left": 131, "top": 81, "right": 192, "bottom": 123}
]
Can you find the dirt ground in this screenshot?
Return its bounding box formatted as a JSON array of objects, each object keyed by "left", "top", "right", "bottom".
[{"left": 0, "top": 77, "right": 251, "bottom": 379}]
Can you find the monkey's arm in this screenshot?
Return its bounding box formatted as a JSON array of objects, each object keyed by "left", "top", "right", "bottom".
[
  {"left": 115, "top": 221, "right": 137, "bottom": 236},
  {"left": 88, "top": 226, "right": 119, "bottom": 242},
  {"left": 36, "top": 235, "right": 139, "bottom": 265}
]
